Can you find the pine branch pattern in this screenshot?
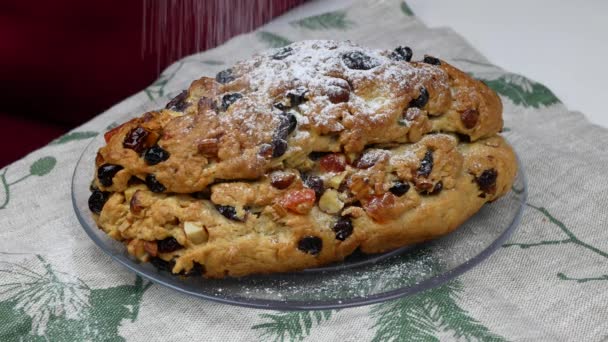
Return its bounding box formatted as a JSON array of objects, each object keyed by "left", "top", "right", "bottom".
[
  {"left": 253, "top": 310, "right": 333, "bottom": 342},
  {"left": 49, "top": 131, "right": 98, "bottom": 145},
  {"left": 257, "top": 31, "right": 293, "bottom": 48},
  {"left": 290, "top": 11, "right": 353, "bottom": 30}
]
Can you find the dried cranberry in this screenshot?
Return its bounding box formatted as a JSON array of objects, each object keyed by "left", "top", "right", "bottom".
[
  {"left": 341, "top": 51, "right": 380, "bottom": 70},
  {"left": 157, "top": 237, "right": 183, "bottom": 253},
  {"left": 270, "top": 171, "right": 295, "bottom": 189},
  {"left": 302, "top": 174, "right": 325, "bottom": 199},
  {"left": 390, "top": 46, "right": 413, "bottom": 62},
  {"left": 333, "top": 216, "right": 353, "bottom": 241},
  {"left": 216, "top": 205, "right": 242, "bottom": 221},
  {"left": 123, "top": 127, "right": 150, "bottom": 153},
  {"left": 215, "top": 68, "right": 234, "bottom": 84},
  {"left": 287, "top": 87, "right": 308, "bottom": 107},
  {"left": 276, "top": 112, "right": 297, "bottom": 139},
  {"left": 297, "top": 236, "right": 323, "bottom": 255},
  {"left": 145, "top": 174, "right": 166, "bottom": 193},
  {"left": 409, "top": 87, "right": 429, "bottom": 109},
  {"left": 423, "top": 56, "right": 441, "bottom": 65},
  {"left": 271, "top": 139, "right": 288, "bottom": 158},
  {"left": 476, "top": 169, "right": 498, "bottom": 193},
  {"left": 166, "top": 90, "right": 189, "bottom": 111},
  {"left": 417, "top": 150, "right": 434, "bottom": 177},
  {"left": 88, "top": 190, "right": 110, "bottom": 214},
  {"left": 97, "top": 164, "right": 123, "bottom": 187},
  {"left": 150, "top": 257, "right": 175, "bottom": 272},
  {"left": 258, "top": 144, "right": 273, "bottom": 158},
  {"left": 460, "top": 109, "right": 479, "bottom": 129},
  {"left": 272, "top": 46, "right": 293, "bottom": 60},
  {"left": 389, "top": 181, "right": 410, "bottom": 196},
  {"left": 220, "top": 93, "right": 243, "bottom": 111},
  {"left": 319, "top": 154, "right": 346, "bottom": 173},
  {"left": 144, "top": 145, "right": 170, "bottom": 165}
]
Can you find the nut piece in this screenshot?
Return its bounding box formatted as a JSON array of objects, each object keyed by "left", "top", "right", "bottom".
[
  {"left": 198, "top": 138, "right": 219, "bottom": 157},
  {"left": 318, "top": 189, "right": 344, "bottom": 214},
  {"left": 184, "top": 222, "right": 208, "bottom": 245},
  {"left": 327, "top": 172, "right": 347, "bottom": 189}
]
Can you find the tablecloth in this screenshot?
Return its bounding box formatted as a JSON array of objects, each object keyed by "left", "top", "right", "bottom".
[{"left": 1, "top": 1, "right": 607, "bottom": 341}]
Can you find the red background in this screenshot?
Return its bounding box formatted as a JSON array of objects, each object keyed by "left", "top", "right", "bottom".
[{"left": 0, "top": 0, "right": 305, "bottom": 167}]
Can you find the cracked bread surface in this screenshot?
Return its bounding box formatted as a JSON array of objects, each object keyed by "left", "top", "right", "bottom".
[{"left": 89, "top": 40, "right": 516, "bottom": 278}]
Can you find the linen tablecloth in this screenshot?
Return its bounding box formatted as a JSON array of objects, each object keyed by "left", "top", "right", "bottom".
[{"left": 2, "top": 1, "right": 607, "bottom": 340}]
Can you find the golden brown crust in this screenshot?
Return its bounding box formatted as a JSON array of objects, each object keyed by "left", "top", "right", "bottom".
[{"left": 89, "top": 40, "right": 517, "bottom": 278}]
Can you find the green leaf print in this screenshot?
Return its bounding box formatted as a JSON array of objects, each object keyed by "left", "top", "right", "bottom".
[
  {"left": 257, "top": 31, "right": 293, "bottom": 48},
  {"left": 1, "top": 156, "right": 57, "bottom": 210},
  {"left": 29, "top": 157, "right": 57, "bottom": 177},
  {"left": 290, "top": 11, "right": 353, "bottom": 30},
  {"left": 400, "top": 1, "right": 414, "bottom": 16},
  {"left": 504, "top": 204, "right": 608, "bottom": 282},
  {"left": 481, "top": 74, "right": 560, "bottom": 108},
  {"left": 253, "top": 310, "right": 333, "bottom": 342},
  {"left": 145, "top": 60, "right": 185, "bottom": 101},
  {"left": 49, "top": 131, "right": 98, "bottom": 145},
  {"left": 0, "top": 255, "right": 152, "bottom": 341}
]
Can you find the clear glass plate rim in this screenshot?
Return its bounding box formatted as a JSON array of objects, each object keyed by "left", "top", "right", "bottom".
[{"left": 72, "top": 136, "right": 528, "bottom": 311}]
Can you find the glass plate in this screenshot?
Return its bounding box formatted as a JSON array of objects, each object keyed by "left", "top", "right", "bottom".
[{"left": 72, "top": 107, "right": 527, "bottom": 310}]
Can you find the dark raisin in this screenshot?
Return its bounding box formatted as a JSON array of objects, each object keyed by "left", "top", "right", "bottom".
[
  {"left": 287, "top": 87, "right": 308, "bottom": 107},
  {"left": 157, "top": 237, "right": 183, "bottom": 253},
  {"left": 423, "top": 55, "right": 441, "bottom": 65},
  {"left": 476, "top": 169, "right": 498, "bottom": 193},
  {"left": 341, "top": 51, "right": 380, "bottom": 70},
  {"left": 389, "top": 181, "right": 410, "bottom": 196},
  {"left": 272, "top": 46, "right": 293, "bottom": 60},
  {"left": 145, "top": 174, "right": 166, "bottom": 193},
  {"left": 97, "top": 164, "right": 123, "bottom": 187},
  {"left": 460, "top": 109, "right": 479, "bottom": 129},
  {"left": 276, "top": 112, "right": 297, "bottom": 139},
  {"left": 417, "top": 150, "right": 434, "bottom": 177},
  {"left": 150, "top": 257, "right": 175, "bottom": 272},
  {"left": 302, "top": 174, "right": 325, "bottom": 199},
  {"left": 215, "top": 68, "right": 234, "bottom": 84},
  {"left": 220, "top": 93, "right": 243, "bottom": 111},
  {"left": 271, "top": 139, "right": 288, "bottom": 158},
  {"left": 216, "top": 204, "right": 242, "bottom": 221},
  {"left": 308, "top": 151, "right": 330, "bottom": 161},
  {"left": 333, "top": 216, "right": 353, "bottom": 241},
  {"left": 181, "top": 262, "right": 205, "bottom": 277},
  {"left": 89, "top": 180, "right": 99, "bottom": 191},
  {"left": 273, "top": 102, "right": 288, "bottom": 111},
  {"left": 166, "top": 90, "right": 189, "bottom": 111},
  {"left": 389, "top": 46, "right": 413, "bottom": 62},
  {"left": 430, "top": 181, "right": 443, "bottom": 195},
  {"left": 297, "top": 236, "right": 323, "bottom": 255},
  {"left": 409, "top": 87, "right": 429, "bottom": 109},
  {"left": 455, "top": 133, "right": 471, "bottom": 143},
  {"left": 270, "top": 171, "right": 295, "bottom": 189},
  {"left": 144, "top": 145, "right": 170, "bottom": 165},
  {"left": 355, "top": 151, "right": 383, "bottom": 169},
  {"left": 88, "top": 190, "right": 110, "bottom": 214},
  {"left": 123, "top": 127, "right": 150, "bottom": 153}
]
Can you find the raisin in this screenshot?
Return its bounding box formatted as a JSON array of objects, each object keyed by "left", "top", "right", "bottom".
[
  {"left": 157, "top": 237, "right": 183, "bottom": 253},
  {"left": 166, "top": 90, "right": 189, "bottom": 111},
  {"left": 220, "top": 93, "right": 243, "bottom": 111},
  {"left": 389, "top": 46, "right": 413, "bottom": 62},
  {"left": 216, "top": 205, "right": 242, "bottom": 221},
  {"left": 272, "top": 46, "right": 293, "bottom": 60},
  {"left": 215, "top": 68, "right": 234, "bottom": 84},
  {"left": 429, "top": 181, "right": 443, "bottom": 195},
  {"left": 333, "top": 216, "right": 353, "bottom": 241},
  {"left": 476, "top": 169, "right": 498, "bottom": 193},
  {"left": 287, "top": 87, "right": 308, "bottom": 107},
  {"left": 302, "top": 174, "right": 325, "bottom": 199},
  {"left": 341, "top": 51, "right": 380, "bottom": 70},
  {"left": 273, "top": 102, "right": 288, "bottom": 111},
  {"left": 145, "top": 174, "right": 166, "bottom": 193},
  {"left": 409, "top": 87, "right": 429, "bottom": 109},
  {"left": 271, "top": 138, "right": 288, "bottom": 158},
  {"left": 150, "top": 257, "right": 175, "bottom": 272},
  {"left": 144, "top": 145, "right": 170, "bottom": 165},
  {"left": 123, "top": 127, "right": 150, "bottom": 153},
  {"left": 270, "top": 171, "right": 295, "bottom": 189},
  {"left": 297, "top": 236, "right": 323, "bottom": 255},
  {"left": 389, "top": 181, "right": 410, "bottom": 196},
  {"left": 97, "top": 164, "right": 123, "bottom": 187},
  {"left": 308, "top": 151, "right": 330, "bottom": 161},
  {"left": 460, "top": 109, "right": 479, "bottom": 129},
  {"left": 423, "top": 55, "right": 441, "bottom": 65},
  {"left": 417, "top": 150, "right": 433, "bottom": 177},
  {"left": 355, "top": 151, "right": 384, "bottom": 169},
  {"left": 327, "top": 87, "right": 350, "bottom": 104},
  {"left": 88, "top": 190, "right": 110, "bottom": 214},
  {"left": 319, "top": 154, "right": 346, "bottom": 173},
  {"left": 276, "top": 112, "right": 297, "bottom": 139}
]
